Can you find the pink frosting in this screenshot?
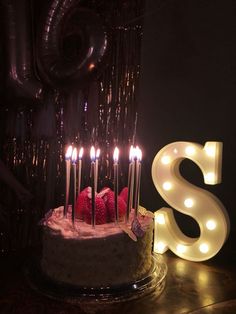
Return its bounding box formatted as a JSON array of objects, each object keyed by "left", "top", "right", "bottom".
[{"left": 42, "top": 206, "right": 152, "bottom": 240}]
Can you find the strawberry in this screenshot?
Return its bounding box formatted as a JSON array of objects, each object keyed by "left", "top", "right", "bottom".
[
  {"left": 75, "top": 187, "right": 90, "bottom": 219},
  {"left": 106, "top": 190, "right": 127, "bottom": 222},
  {"left": 99, "top": 187, "right": 111, "bottom": 203},
  {"left": 119, "top": 187, "right": 128, "bottom": 203},
  {"left": 84, "top": 195, "right": 107, "bottom": 225}
]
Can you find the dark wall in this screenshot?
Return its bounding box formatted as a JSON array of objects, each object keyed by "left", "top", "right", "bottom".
[{"left": 138, "top": 0, "right": 236, "bottom": 234}]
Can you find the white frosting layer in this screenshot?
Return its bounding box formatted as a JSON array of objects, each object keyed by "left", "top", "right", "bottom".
[
  {"left": 41, "top": 206, "right": 154, "bottom": 287},
  {"left": 42, "top": 206, "right": 152, "bottom": 240}
]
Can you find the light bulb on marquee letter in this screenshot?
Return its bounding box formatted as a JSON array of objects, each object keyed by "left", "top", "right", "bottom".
[{"left": 152, "top": 141, "right": 230, "bottom": 262}]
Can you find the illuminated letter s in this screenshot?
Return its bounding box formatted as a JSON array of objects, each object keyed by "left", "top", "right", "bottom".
[{"left": 152, "top": 141, "right": 230, "bottom": 261}]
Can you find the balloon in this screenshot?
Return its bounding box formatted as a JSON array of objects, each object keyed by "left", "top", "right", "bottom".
[
  {"left": 3, "top": 0, "right": 43, "bottom": 104},
  {"left": 36, "top": 0, "right": 108, "bottom": 88}
]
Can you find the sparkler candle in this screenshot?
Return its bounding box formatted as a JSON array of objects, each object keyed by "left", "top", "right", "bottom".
[
  {"left": 71, "top": 148, "right": 77, "bottom": 225},
  {"left": 126, "top": 146, "right": 135, "bottom": 223},
  {"left": 113, "top": 147, "right": 119, "bottom": 223},
  {"left": 95, "top": 148, "right": 100, "bottom": 193},
  {"left": 77, "top": 147, "right": 84, "bottom": 197},
  {"left": 90, "top": 146, "right": 96, "bottom": 227},
  {"left": 134, "top": 147, "right": 142, "bottom": 217},
  {"left": 64, "top": 145, "right": 73, "bottom": 217}
]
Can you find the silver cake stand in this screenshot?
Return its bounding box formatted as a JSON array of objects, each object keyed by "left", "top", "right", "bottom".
[{"left": 25, "top": 253, "right": 167, "bottom": 304}]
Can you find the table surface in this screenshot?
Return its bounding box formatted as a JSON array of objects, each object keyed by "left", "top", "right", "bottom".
[{"left": 0, "top": 233, "right": 236, "bottom": 314}]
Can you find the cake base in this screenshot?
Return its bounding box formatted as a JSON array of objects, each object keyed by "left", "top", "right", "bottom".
[
  {"left": 40, "top": 206, "right": 154, "bottom": 287},
  {"left": 25, "top": 253, "right": 167, "bottom": 304}
]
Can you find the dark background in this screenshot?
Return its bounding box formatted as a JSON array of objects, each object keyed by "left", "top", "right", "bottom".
[
  {"left": 0, "top": 0, "right": 235, "bottom": 253},
  {"left": 0, "top": 4, "right": 235, "bottom": 313},
  {"left": 138, "top": 0, "right": 236, "bottom": 236}
]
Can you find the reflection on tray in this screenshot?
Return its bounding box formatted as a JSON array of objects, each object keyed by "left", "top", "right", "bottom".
[{"left": 25, "top": 253, "right": 167, "bottom": 304}]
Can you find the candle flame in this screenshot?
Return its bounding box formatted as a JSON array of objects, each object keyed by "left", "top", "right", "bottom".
[
  {"left": 113, "top": 147, "right": 119, "bottom": 162},
  {"left": 65, "top": 145, "right": 73, "bottom": 160},
  {"left": 96, "top": 148, "right": 100, "bottom": 159},
  {"left": 79, "top": 147, "right": 84, "bottom": 159},
  {"left": 72, "top": 148, "right": 77, "bottom": 163},
  {"left": 90, "top": 146, "right": 96, "bottom": 161},
  {"left": 129, "top": 145, "right": 135, "bottom": 162},
  {"left": 136, "top": 146, "right": 142, "bottom": 161}
]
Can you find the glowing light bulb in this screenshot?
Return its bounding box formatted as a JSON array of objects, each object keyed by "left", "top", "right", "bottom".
[
  {"left": 206, "top": 220, "right": 216, "bottom": 230},
  {"left": 205, "top": 146, "right": 216, "bottom": 157},
  {"left": 184, "top": 198, "right": 194, "bottom": 208},
  {"left": 161, "top": 155, "right": 171, "bottom": 165},
  {"left": 163, "top": 181, "right": 172, "bottom": 191},
  {"left": 152, "top": 141, "right": 229, "bottom": 262},
  {"left": 185, "top": 146, "right": 196, "bottom": 156},
  {"left": 177, "top": 244, "right": 187, "bottom": 253},
  {"left": 199, "top": 243, "right": 209, "bottom": 253},
  {"left": 205, "top": 172, "right": 215, "bottom": 183},
  {"left": 155, "top": 241, "right": 166, "bottom": 253},
  {"left": 156, "top": 213, "right": 165, "bottom": 225}
]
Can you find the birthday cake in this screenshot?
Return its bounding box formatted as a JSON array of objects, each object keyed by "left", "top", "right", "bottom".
[{"left": 40, "top": 187, "right": 154, "bottom": 288}]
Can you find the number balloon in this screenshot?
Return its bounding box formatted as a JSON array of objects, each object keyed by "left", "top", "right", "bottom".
[
  {"left": 3, "top": 0, "right": 43, "bottom": 105},
  {"left": 36, "top": 0, "right": 108, "bottom": 88}
]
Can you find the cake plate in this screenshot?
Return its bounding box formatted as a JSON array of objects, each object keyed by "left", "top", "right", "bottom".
[{"left": 25, "top": 253, "right": 167, "bottom": 304}]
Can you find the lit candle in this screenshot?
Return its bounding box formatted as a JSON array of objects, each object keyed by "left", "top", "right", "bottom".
[
  {"left": 77, "top": 147, "right": 84, "bottom": 197},
  {"left": 71, "top": 148, "right": 77, "bottom": 225},
  {"left": 95, "top": 148, "right": 100, "bottom": 193},
  {"left": 90, "top": 146, "right": 96, "bottom": 227},
  {"left": 134, "top": 146, "right": 142, "bottom": 217},
  {"left": 113, "top": 147, "right": 119, "bottom": 223},
  {"left": 64, "top": 145, "right": 73, "bottom": 217},
  {"left": 126, "top": 145, "right": 135, "bottom": 223}
]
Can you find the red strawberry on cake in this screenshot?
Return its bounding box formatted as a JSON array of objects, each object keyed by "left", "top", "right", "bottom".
[
  {"left": 76, "top": 186, "right": 129, "bottom": 224},
  {"left": 99, "top": 187, "right": 111, "bottom": 203},
  {"left": 105, "top": 190, "right": 126, "bottom": 222},
  {"left": 119, "top": 187, "right": 128, "bottom": 204},
  {"left": 84, "top": 195, "right": 107, "bottom": 225},
  {"left": 75, "top": 187, "right": 90, "bottom": 219},
  {"left": 76, "top": 187, "right": 108, "bottom": 224}
]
